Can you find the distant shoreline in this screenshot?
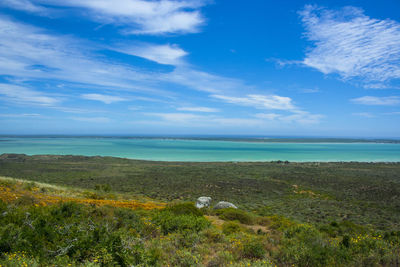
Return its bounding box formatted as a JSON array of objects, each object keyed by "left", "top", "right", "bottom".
[
  {"left": 1, "top": 135, "right": 400, "bottom": 144},
  {"left": 1, "top": 153, "right": 400, "bottom": 164},
  {"left": 1, "top": 138, "right": 400, "bottom": 162}
]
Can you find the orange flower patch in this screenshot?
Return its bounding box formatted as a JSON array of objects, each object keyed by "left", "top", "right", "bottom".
[{"left": 0, "top": 184, "right": 165, "bottom": 210}]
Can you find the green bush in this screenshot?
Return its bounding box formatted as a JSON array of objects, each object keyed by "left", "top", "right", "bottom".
[
  {"left": 153, "top": 211, "right": 210, "bottom": 235},
  {"left": 164, "top": 202, "right": 203, "bottom": 217},
  {"left": 94, "top": 184, "right": 112, "bottom": 192},
  {"left": 267, "top": 215, "right": 295, "bottom": 230},
  {"left": 280, "top": 224, "right": 349, "bottom": 266},
  {"left": 241, "top": 237, "right": 266, "bottom": 259},
  {"left": 0, "top": 202, "right": 147, "bottom": 266},
  {"left": 201, "top": 227, "right": 225, "bottom": 243},
  {"left": 222, "top": 221, "right": 242, "bottom": 235},
  {"left": 217, "top": 208, "right": 255, "bottom": 225}
]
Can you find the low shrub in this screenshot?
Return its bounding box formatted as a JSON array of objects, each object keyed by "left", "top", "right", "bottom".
[
  {"left": 267, "top": 215, "right": 296, "bottom": 230},
  {"left": 94, "top": 184, "right": 112, "bottom": 193},
  {"left": 241, "top": 237, "right": 266, "bottom": 259},
  {"left": 222, "top": 221, "right": 242, "bottom": 235},
  {"left": 153, "top": 211, "right": 210, "bottom": 235},
  {"left": 201, "top": 227, "right": 225, "bottom": 243},
  {"left": 217, "top": 208, "right": 255, "bottom": 225},
  {"left": 164, "top": 202, "right": 203, "bottom": 217}
]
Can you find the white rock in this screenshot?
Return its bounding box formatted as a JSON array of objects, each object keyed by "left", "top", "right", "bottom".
[
  {"left": 196, "top": 196, "right": 212, "bottom": 209},
  {"left": 214, "top": 201, "right": 237, "bottom": 209}
]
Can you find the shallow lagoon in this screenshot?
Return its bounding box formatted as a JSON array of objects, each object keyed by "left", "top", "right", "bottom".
[{"left": 0, "top": 137, "right": 400, "bottom": 162}]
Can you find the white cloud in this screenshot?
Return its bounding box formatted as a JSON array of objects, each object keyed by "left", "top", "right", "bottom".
[
  {"left": 351, "top": 96, "right": 400, "bottom": 106},
  {"left": 81, "top": 93, "right": 127, "bottom": 104},
  {"left": 0, "top": 83, "right": 59, "bottom": 106},
  {"left": 211, "top": 94, "right": 296, "bottom": 110},
  {"left": 300, "top": 5, "right": 400, "bottom": 87},
  {"left": 210, "top": 93, "right": 323, "bottom": 124},
  {"left": 0, "top": 16, "right": 248, "bottom": 103},
  {"left": 0, "top": 0, "right": 49, "bottom": 14},
  {"left": 18, "top": 0, "right": 206, "bottom": 35},
  {"left": 0, "top": 17, "right": 155, "bottom": 92},
  {"left": 115, "top": 43, "right": 187, "bottom": 65},
  {"left": 177, "top": 106, "right": 219, "bottom": 112}
]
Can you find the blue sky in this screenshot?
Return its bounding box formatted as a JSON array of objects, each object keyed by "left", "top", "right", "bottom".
[{"left": 0, "top": 0, "right": 400, "bottom": 137}]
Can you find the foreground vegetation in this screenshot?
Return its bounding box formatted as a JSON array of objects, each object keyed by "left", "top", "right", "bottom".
[
  {"left": 0, "top": 177, "right": 399, "bottom": 266},
  {"left": 1, "top": 154, "right": 400, "bottom": 230},
  {"left": 0, "top": 154, "right": 400, "bottom": 266}
]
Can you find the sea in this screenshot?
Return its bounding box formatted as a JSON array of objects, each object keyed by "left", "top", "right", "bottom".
[{"left": 0, "top": 137, "right": 399, "bottom": 162}]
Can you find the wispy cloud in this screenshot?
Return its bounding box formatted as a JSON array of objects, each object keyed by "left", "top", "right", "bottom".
[
  {"left": 0, "top": 113, "right": 41, "bottom": 118},
  {"left": 0, "top": 83, "right": 60, "bottom": 106},
  {"left": 254, "top": 113, "right": 281, "bottom": 120},
  {"left": 177, "top": 106, "right": 219, "bottom": 112},
  {"left": 115, "top": 43, "right": 187, "bottom": 65},
  {"left": 0, "top": 16, "right": 248, "bottom": 103},
  {"left": 81, "top": 93, "right": 127, "bottom": 104},
  {"left": 70, "top": 116, "right": 111, "bottom": 123},
  {"left": 299, "top": 5, "right": 400, "bottom": 88},
  {"left": 164, "top": 67, "right": 246, "bottom": 93},
  {"left": 383, "top": 111, "right": 400, "bottom": 115},
  {"left": 351, "top": 96, "right": 400, "bottom": 106},
  {"left": 9, "top": 0, "right": 207, "bottom": 35},
  {"left": 0, "top": 0, "right": 50, "bottom": 15},
  {"left": 145, "top": 110, "right": 323, "bottom": 126},
  {"left": 211, "top": 94, "right": 296, "bottom": 110},
  {"left": 352, "top": 112, "right": 376, "bottom": 118},
  {"left": 301, "top": 88, "right": 320, "bottom": 94},
  {"left": 146, "top": 112, "right": 203, "bottom": 123},
  {"left": 210, "top": 93, "right": 323, "bottom": 124},
  {"left": 255, "top": 111, "right": 323, "bottom": 124},
  {"left": 0, "top": 16, "right": 160, "bottom": 94},
  {"left": 144, "top": 112, "right": 262, "bottom": 127}
]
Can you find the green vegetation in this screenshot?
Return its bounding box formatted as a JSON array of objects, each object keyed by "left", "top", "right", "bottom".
[
  {"left": 0, "top": 154, "right": 400, "bottom": 266},
  {"left": 1, "top": 193, "right": 399, "bottom": 266},
  {"left": 1, "top": 154, "right": 400, "bottom": 229}
]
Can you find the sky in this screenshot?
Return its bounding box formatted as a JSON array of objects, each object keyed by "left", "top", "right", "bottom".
[{"left": 0, "top": 0, "right": 400, "bottom": 137}]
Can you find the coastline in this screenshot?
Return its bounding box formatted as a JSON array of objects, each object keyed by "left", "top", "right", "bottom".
[
  {"left": 1, "top": 153, "right": 400, "bottom": 163},
  {"left": 1, "top": 135, "right": 400, "bottom": 144},
  {"left": 1, "top": 137, "right": 400, "bottom": 162}
]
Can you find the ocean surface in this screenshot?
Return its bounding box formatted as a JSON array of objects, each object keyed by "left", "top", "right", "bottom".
[{"left": 0, "top": 137, "right": 400, "bottom": 162}]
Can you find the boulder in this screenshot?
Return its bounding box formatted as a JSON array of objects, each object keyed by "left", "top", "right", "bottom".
[
  {"left": 213, "top": 201, "right": 237, "bottom": 210},
  {"left": 196, "top": 196, "right": 212, "bottom": 209}
]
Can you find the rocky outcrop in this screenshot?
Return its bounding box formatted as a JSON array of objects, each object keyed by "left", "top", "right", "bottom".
[
  {"left": 196, "top": 196, "right": 212, "bottom": 208},
  {"left": 213, "top": 201, "right": 237, "bottom": 209}
]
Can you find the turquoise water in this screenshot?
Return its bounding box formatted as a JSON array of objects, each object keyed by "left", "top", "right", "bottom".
[{"left": 0, "top": 137, "right": 400, "bottom": 162}]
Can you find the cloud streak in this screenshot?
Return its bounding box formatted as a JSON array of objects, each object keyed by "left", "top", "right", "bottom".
[
  {"left": 211, "top": 94, "right": 296, "bottom": 110},
  {"left": 115, "top": 43, "right": 187, "bottom": 65},
  {"left": 81, "top": 94, "right": 127, "bottom": 104},
  {"left": 351, "top": 96, "right": 400, "bottom": 106},
  {"left": 177, "top": 107, "right": 219, "bottom": 112},
  {"left": 0, "top": 83, "right": 60, "bottom": 106},
  {"left": 300, "top": 5, "right": 400, "bottom": 88},
  {"left": 2, "top": 0, "right": 207, "bottom": 35}
]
